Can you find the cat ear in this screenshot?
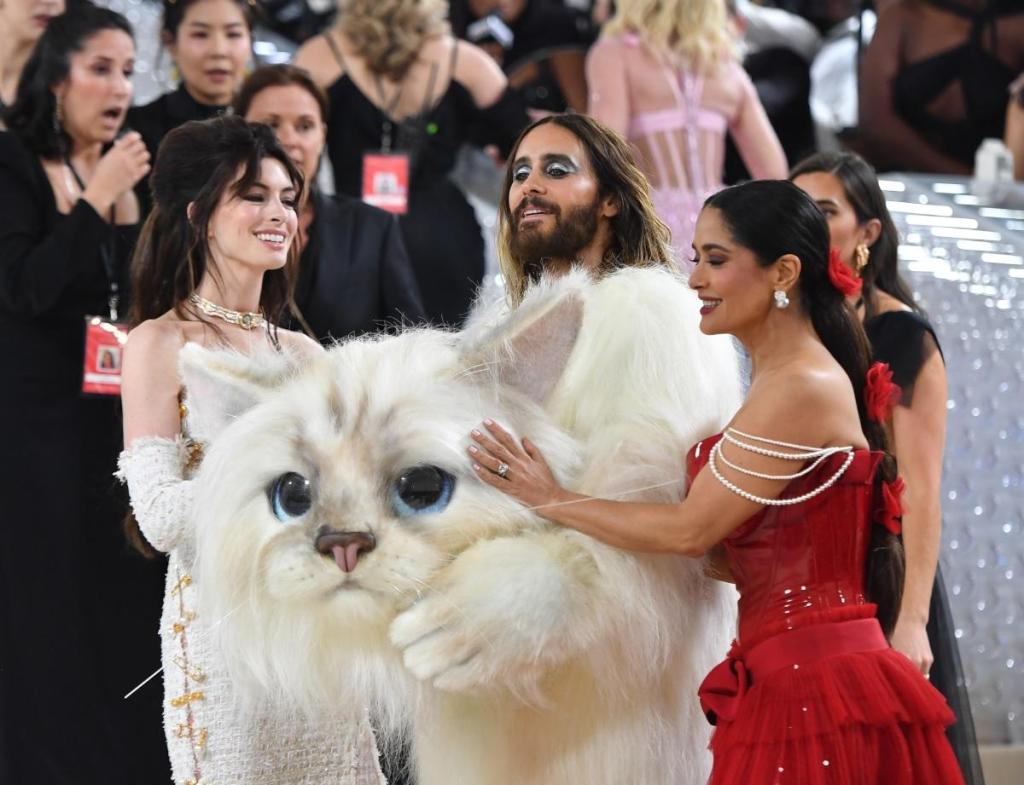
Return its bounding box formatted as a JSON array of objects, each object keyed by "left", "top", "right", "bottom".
[
  {"left": 463, "top": 289, "right": 584, "bottom": 405},
  {"left": 178, "top": 343, "right": 299, "bottom": 442}
]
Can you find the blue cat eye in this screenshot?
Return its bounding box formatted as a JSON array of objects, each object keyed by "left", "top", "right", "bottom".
[
  {"left": 268, "top": 472, "right": 312, "bottom": 522},
  {"left": 390, "top": 466, "right": 454, "bottom": 518}
]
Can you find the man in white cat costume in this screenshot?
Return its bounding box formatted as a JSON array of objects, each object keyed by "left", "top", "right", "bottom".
[{"left": 186, "top": 114, "right": 742, "bottom": 785}]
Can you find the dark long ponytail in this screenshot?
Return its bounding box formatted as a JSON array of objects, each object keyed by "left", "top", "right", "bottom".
[{"left": 705, "top": 180, "right": 904, "bottom": 636}]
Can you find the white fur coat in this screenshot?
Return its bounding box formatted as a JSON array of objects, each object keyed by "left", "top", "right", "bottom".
[{"left": 187, "top": 265, "right": 742, "bottom": 785}]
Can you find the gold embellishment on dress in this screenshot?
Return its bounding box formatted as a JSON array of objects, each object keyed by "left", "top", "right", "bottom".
[
  {"left": 170, "top": 573, "right": 193, "bottom": 596},
  {"left": 172, "top": 654, "right": 206, "bottom": 682},
  {"left": 168, "top": 565, "right": 208, "bottom": 779},
  {"left": 170, "top": 690, "right": 206, "bottom": 708},
  {"left": 183, "top": 438, "right": 204, "bottom": 474},
  {"left": 171, "top": 610, "right": 196, "bottom": 635},
  {"left": 174, "top": 722, "right": 209, "bottom": 748}
]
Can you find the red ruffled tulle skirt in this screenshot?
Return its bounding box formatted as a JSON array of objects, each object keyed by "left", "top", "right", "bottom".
[{"left": 708, "top": 646, "right": 965, "bottom": 785}]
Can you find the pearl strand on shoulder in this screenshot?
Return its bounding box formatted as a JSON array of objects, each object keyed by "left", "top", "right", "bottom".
[
  {"left": 708, "top": 428, "right": 856, "bottom": 507},
  {"left": 722, "top": 428, "right": 844, "bottom": 460}
]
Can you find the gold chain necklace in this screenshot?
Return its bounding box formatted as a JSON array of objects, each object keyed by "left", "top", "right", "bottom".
[{"left": 188, "top": 293, "right": 266, "bottom": 330}]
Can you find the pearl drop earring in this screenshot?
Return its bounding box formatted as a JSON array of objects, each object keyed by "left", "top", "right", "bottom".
[{"left": 774, "top": 290, "right": 790, "bottom": 309}]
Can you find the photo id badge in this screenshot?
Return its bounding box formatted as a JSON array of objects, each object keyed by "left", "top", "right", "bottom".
[
  {"left": 362, "top": 152, "right": 409, "bottom": 214},
  {"left": 82, "top": 316, "right": 128, "bottom": 396}
]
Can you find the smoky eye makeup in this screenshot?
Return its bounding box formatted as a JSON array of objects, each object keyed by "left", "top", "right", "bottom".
[
  {"left": 511, "top": 153, "right": 580, "bottom": 182},
  {"left": 541, "top": 154, "right": 577, "bottom": 176}
]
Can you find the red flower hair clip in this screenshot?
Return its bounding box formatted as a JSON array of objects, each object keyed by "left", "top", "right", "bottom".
[
  {"left": 874, "top": 475, "right": 906, "bottom": 536},
  {"left": 828, "top": 248, "right": 863, "bottom": 298},
  {"left": 864, "top": 362, "right": 901, "bottom": 423}
]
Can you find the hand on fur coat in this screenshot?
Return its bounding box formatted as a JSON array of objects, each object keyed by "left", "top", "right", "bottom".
[{"left": 469, "top": 420, "right": 567, "bottom": 514}]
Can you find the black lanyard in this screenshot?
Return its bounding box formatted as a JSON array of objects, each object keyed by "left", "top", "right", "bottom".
[
  {"left": 373, "top": 61, "right": 440, "bottom": 154},
  {"left": 65, "top": 156, "right": 120, "bottom": 321}
]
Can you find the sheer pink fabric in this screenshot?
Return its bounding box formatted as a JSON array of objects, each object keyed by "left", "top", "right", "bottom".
[{"left": 587, "top": 34, "right": 787, "bottom": 268}]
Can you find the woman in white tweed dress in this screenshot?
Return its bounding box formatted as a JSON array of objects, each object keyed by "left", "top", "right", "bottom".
[{"left": 116, "top": 115, "right": 386, "bottom": 785}]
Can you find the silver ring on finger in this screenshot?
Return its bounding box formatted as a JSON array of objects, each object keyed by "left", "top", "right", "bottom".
[{"left": 496, "top": 462, "right": 510, "bottom": 479}]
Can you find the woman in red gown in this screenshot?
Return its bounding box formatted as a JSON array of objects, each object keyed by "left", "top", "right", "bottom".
[{"left": 469, "top": 179, "right": 965, "bottom": 785}]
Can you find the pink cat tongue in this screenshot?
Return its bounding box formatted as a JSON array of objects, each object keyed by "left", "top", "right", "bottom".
[{"left": 332, "top": 544, "right": 362, "bottom": 573}]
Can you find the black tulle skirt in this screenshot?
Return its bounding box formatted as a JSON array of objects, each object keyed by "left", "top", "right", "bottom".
[{"left": 929, "top": 565, "right": 986, "bottom": 785}]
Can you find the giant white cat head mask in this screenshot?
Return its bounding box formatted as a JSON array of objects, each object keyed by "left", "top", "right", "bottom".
[{"left": 185, "top": 289, "right": 585, "bottom": 719}]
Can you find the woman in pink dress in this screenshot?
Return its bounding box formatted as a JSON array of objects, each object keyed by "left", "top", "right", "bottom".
[
  {"left": 586, "top": 0, "right": 787, "bottom": 268},
  {"left": 469, "top": 179, "right": 965, "bottom": 785}
]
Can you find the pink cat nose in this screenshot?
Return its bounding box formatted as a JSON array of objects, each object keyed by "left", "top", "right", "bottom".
[{"left": 316, "top": 530, "right": 376, "bottom": 573}]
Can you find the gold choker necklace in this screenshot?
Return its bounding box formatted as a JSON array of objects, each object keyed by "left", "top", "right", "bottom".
[{"left": 188, "top": 293, "right": 266, "bottom": 330}]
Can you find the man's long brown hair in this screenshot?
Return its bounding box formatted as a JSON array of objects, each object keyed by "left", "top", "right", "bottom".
[{"left": 497, "top": 114, "right": 674, "bottom": 306}]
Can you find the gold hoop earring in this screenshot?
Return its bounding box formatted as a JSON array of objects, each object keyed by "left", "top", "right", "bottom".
[{"left": 854, "top": 244, "right": 870, "bottom": 273}]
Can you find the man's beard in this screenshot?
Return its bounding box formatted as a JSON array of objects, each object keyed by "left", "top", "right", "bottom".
[{"left": 509, "top": 194, "right": 601, "bottom": 281}]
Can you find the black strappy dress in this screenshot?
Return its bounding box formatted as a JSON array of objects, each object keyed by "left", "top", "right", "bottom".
[
  {"left": 322, "top": 37, "right": 527, "bottom": 327},
  {"left": 865, "top": 309, "right": 986, "bottom": 785},
  {"left": 891, "top": 0, "right": 1023, "bottom": 168}
]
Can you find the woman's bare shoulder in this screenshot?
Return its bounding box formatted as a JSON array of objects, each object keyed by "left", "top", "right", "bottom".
[
  {"left": 871, "top": 290, "right": 914, "bottom": 315},
  {"left": 295, "top": 33, "right": 343, "bottom": 88},
  {"left": 740, "top": 360, "right": 867, "bottom": 448},
  {"left": 452, "top": 38, "right": 508, "bottom": 106},
  {"left": 126, "top": 314, "right": 187, "bottom": 354}
]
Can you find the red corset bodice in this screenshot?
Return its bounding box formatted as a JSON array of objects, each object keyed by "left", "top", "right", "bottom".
[{"left": 686, "top": 434, "right": 885, "bottom": 647}]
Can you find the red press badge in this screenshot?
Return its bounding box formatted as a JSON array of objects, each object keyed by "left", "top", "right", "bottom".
[
  {"left": 362, "top": 152, "right": 410, "bottom": 214},
  {"left": 82, "top": 316, "right": 128, "bottom": 396}
]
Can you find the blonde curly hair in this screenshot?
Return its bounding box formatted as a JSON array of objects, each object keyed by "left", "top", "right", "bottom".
[
  {"left": 602, "top": 0, "right": 737, "bottom": 69},
  {"left": 337, "top": 0, "right": 450, "bottom": 81}
]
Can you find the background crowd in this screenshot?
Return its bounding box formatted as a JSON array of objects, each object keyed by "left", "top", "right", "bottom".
[{"left": 1, "top": 0, "right": 1021, "bottom": 783}]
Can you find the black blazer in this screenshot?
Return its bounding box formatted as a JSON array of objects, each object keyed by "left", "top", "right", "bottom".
[
  {"left": 0, "top": 131, "right": 135, "bottom": 324},
  {"left": 293, "top": 190, "right": 427, "bottom": 342}
]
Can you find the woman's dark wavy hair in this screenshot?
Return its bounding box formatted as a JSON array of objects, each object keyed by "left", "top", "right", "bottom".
[
  {"left": 3, "top": 3, "right": 133, "bottom": 158},
  {"left": 705, "top": 180, "right": 905, "bottom": 637},
  {"left": 125, "top": 116, "right": 304, "bottom": 556},
  {"left": 129, "top": 115, "right": 304, "bottom": 329},
  {"left": 790, "top": 151, "right": 919, "bottom": 321},
  {"left": 497, "top": 113, "right": 674, "bottom": 306}
]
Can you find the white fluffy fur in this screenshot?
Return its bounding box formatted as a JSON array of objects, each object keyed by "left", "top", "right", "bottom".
[{"left": 189, "top": 266, "right": 742, "bottom": 785}]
